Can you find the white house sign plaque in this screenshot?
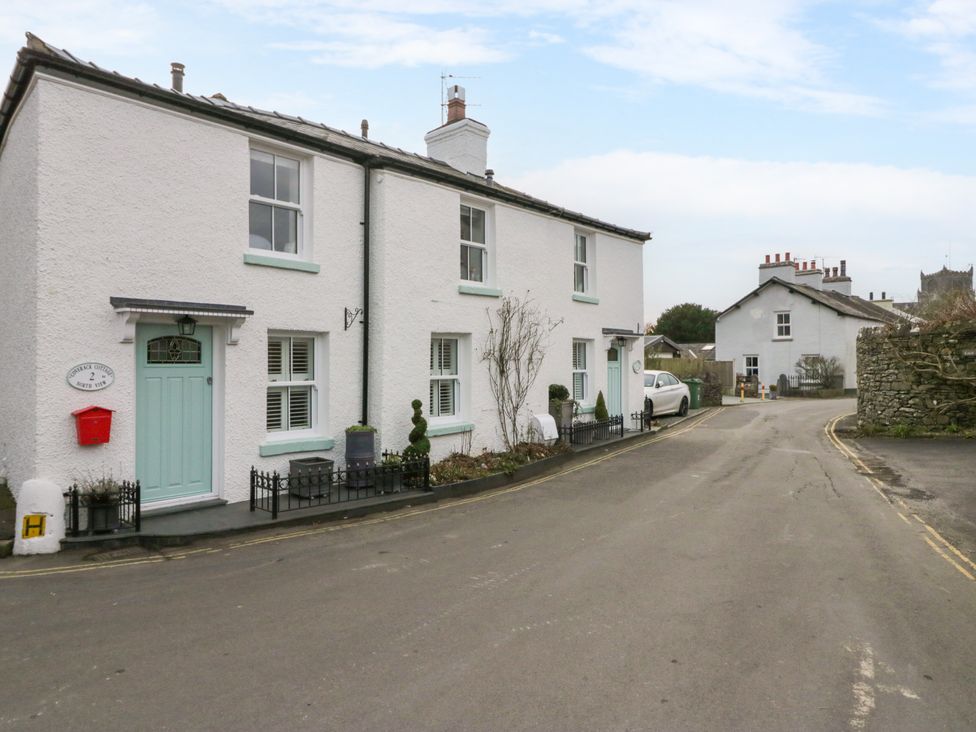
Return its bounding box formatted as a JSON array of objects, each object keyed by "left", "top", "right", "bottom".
[{"left": 66, "top": 363, "right": 115, "bottom": 391}]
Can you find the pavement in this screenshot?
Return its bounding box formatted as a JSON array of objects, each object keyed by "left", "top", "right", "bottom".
[
  {"left": 3, "top": 398, "right": 976, "bottom": 731},
  {"left": 53, "top": 407, "right": 710, "bottom": 553},
  {"left": 838, "top": 426, "right": 976, "bottom": 566}
]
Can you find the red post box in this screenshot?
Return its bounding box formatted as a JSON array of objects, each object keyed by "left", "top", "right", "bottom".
[{"left": 72, "top": 406, "right": 114, "bottom": 446}]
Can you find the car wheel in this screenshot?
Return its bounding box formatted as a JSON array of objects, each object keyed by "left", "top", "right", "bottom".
[{"left": 678, "top": 397, "right": 688, "bottom": 416}]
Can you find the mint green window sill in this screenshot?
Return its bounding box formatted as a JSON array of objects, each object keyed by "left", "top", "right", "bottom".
[
  {"left": 259, "top": 436, "right": 335, "bottom": 457},
  {"left": 578, "top": 405, "right": 595, "bottom": 414},
  {"left": 428, "top": 422, "right": 475, "bottom": 437},
  {"left": 458, "top": 284, "right": 502, "bottom": 298},
  {"left": 244, "top": 252, "right": 321, "bottom": 274},
  {"left": 572, "top": 293, "right": 600, "bottom": 305}
]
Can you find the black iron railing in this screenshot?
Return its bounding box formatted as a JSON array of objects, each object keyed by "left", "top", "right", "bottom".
[
  {"left": 558, "top": 414, "right": 624, "bottom": 445},
  {"left": 777, "top": 374, "right": 845, "bottom": 396},
  {"left": 64, "top": 481, "right": 141, "bottom": 537},
  {"left": 250, "top": 453, "right": 431, "bottom": 520}
]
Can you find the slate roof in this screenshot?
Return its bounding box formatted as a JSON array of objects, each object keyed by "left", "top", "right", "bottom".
[
  {"left": 717, "top": 277, "right": 904, "bottom": 325},
  {"left": 1, "top": 34, "right": 650, "bottom": 243}
]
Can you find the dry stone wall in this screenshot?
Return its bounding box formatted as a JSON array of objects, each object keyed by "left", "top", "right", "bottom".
[{"left": 857, "top": 329, "right": 976, "bottom": 429}]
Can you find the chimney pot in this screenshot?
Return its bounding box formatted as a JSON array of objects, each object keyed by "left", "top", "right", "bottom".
[
  {"left": 840, "top": 259, "right": 847, "bottom": 277},
  {"left": 870, "top": 292, "right": 874, "bottom": 300},
  {"left": 485, "top": 169, "right": 494, "bottom": 184},
  {"left": 833, "top": 267, "right": 839, "bottom": 277},
  {"left": 882, "top": 291, "right": 886, "bottom": 300},
  {"left": 361, "top": 119, "right": 369, "bottom": 138},
  {"left": 446, "top": 84, "right": 466, "bottom": 124},
  {"left": 765, "top": 254, "right": 771, "bottom": 264},
  {"left": 785, "top": 251, "right": 791, "bottom": 261},
  {"left": 775, "top": 253, "right": 781, "bottom": 263},
  {"left": 170, "top": 62, "right": 185, "bottom": 93},
  {"left": 802, "top": 262, "right": 808, "bottom": 271}
]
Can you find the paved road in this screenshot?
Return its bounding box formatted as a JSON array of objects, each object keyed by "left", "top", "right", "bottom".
[{"left": 2, "top": 400, "right": 975, "bottom": 731}]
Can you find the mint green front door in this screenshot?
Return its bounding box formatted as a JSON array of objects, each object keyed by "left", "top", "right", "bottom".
[
  {"left": 136, "top": 324, "right": 213, "bottom": 503},
  {"left": 606, "top": 346, "right": 622, "bottom": 416}
]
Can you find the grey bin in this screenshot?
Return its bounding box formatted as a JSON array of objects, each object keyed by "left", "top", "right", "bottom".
[{"left": 289, "top": 457, "right": 334, "bottom": 499}]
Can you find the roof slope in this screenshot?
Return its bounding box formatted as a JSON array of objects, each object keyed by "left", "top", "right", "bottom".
[
  {"left": 1, "top": 34, "right": 650, "bottom": 243},
  {"left": 717, "top": 277, "right": 904, "bottom": 325}
]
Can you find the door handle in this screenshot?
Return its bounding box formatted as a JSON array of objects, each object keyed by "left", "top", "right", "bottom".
[{"left": 207, "top": 377, "right": 213, "bottom": 385}]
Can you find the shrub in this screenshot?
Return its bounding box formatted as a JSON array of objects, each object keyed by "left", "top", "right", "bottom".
[
  {"left": 549, "top": 384, "right": 570, "bottom": 402},
  {"left": 346, "top": 424, "right": 377, "bottom": 432},
  {"left": 404, "top": 399, "right": 430, "bottom": 457},
  {"left": 594, "top": 390, "right": 609, "bottom": 422}
]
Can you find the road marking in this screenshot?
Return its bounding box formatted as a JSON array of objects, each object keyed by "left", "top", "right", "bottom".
[
  {"left": 922, "top": 537, "right": 975, "bottom": 580},
  {"left": 847, "top": 641, "right": 920, "bottom": 729},
  {"left": 826, "top": 413, "right": 975, "bottom": 584},
  {"left": 897, "top": 512, "right": 911, "bottom": 525},
  {"left": 0, "top": 409, "right": 725, "bottom": 580}
]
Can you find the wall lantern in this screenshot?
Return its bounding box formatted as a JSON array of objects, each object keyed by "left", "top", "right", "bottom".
[{"left": 177, "top": 315, "right": 197, "bottom": 336}]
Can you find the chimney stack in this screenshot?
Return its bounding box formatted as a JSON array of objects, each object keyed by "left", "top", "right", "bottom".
[
  {"left": 882, "top": 291, "right": 886, "bottom": 300},
  {"left": 840, "top": 259, "right": 847, "bottom": 277},
  {"left": 361, "top": 119, "right": 369, "bottom": 139},
  {"left": 869, "top": 292, "right": 874, "bottom": 300},
  {"left": 425, "top": 84, "right": 491, "bottom": 177},
  {"left": 170, "top": 62, "right": 185, "bottom": 93}
]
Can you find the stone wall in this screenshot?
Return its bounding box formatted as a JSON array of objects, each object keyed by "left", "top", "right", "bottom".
[{"left": 857, "top": 329, "right": 976, "bottom": 429}]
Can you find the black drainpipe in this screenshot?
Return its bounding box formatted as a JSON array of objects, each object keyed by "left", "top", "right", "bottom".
[{"left": 361, "top": 158, "right": 378, "bottom": 426}]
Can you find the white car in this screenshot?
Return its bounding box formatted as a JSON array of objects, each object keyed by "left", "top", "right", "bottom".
[{"left": 643, "top": 370, "right": 691, "bottom": 417}]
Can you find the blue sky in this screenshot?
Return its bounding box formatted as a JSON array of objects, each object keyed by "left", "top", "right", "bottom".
[{"left": 2, "top": 0, "right": 975, "bottom": 321}]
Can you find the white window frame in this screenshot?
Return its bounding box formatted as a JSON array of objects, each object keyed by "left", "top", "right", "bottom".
[
  {"left": 249, "top": 145, "right": 310, "bottom": 259},
  {"left": 460, "top": 200, "right": 492, "bottom": 286},
  {"left": 572, "top": 339, "right": 591, "bottom": 404},
  {"left": 429, "top": 334, "right": 468, "bottom": 425},
  {"left": 745, "top": 355, "right": 759, "bottom": 377},
  {"left": 266, "top": 333, "right": 326, "bottom": 439},
  {"left": 574, "top": 231, "right": 594, "bottom": 294},
  {"left": 774, "top": 311, "right": 792, "bottom": 339}
]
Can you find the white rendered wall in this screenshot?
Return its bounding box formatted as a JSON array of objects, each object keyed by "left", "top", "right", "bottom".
[
  {"left": 715, "top": 284, "right": 880, "bottom": 390},
  {"left": 29, "top": 75, "right": 365, "bottom": 503},
  {"left": 369, "top": 170, "right": 645, "bottom": 462},
  {"left": 15, "top": 73, "right": 645, "bottom": 505},
  {"left": 0, "top": 88, "right": 40, "bottom": 496}
]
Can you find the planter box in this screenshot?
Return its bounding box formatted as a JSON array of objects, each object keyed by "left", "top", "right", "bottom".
[
  {"left": 548, "top": 400, "right": 575, "bottom": 429},
  {"left": 345, "top": 430, "right": 376, "bottom": 489},
  {"left": 88, "top": 502, "right": 120, "bottom": 533},
  {"left": 289, "top": 457, "right": 334, "bottom": 499}
]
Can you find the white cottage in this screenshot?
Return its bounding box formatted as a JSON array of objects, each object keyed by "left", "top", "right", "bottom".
[
  {"left": 0, "top": 36, "right": 649, "bottom": 510},
  {"left": 715, "top": 254, "right": 900, "bottom": 391}
]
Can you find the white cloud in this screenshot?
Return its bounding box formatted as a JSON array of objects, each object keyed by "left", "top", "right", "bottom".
[
  {"left": 581, "top": 0, "right": 884, "bottom": 116},
  {"left": 214, "top": 0, "right": 881, "bottom": 114},
  {"left": 0, "top": 0, "right": 158, "bottom": 55},
  {"left": 507, "top": 150, "right": 976, "bottom": 318},
  {"left": 882, "top": 0, "right": 976, "bottom": 92}
]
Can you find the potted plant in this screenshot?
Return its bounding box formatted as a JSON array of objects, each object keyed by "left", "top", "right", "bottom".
[
  {"left": 345, "top": 424, "right": 377, "bottom": 489},
  {"left": 79, "top": 475, "right": 121, "bottom": 533},
  {"left": 769, "top": 384, "right": 778, "bottom": 400},
  {"left": 548, "top": 384, "right": 574, "bottom": 429},
  {"left": 594, "top": 390, "right": 611, "bottom": 440},
  {"left": 403, "top": 399, "right": 430, "bottom": 489}
]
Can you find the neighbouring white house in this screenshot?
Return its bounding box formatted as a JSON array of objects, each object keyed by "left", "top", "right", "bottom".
[
  {"left": 0, "top": 35, "right": 649, "bottom": 510},
  {"left": 715, "top": 253, "right": 901, "bottom": 391}
]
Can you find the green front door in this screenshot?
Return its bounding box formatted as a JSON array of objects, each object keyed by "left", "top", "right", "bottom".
[
  {"left": 136, "top": 324, "right": 213, "bottom": 503},
  {"left": 607, "top": 346, "right": 622, "bottom": 416}
]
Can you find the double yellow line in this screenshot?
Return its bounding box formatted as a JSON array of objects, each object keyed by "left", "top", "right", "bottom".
[
  {"left": 1, "top": 409, "right": 724, "bottom": 580},
  {"left": 825, "top": 414, "right": 976, "bottom": 583}
]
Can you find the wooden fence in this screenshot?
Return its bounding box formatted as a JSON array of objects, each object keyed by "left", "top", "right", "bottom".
[{"left": 644, "top": 357, "right": 735, "bottom": 396}]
